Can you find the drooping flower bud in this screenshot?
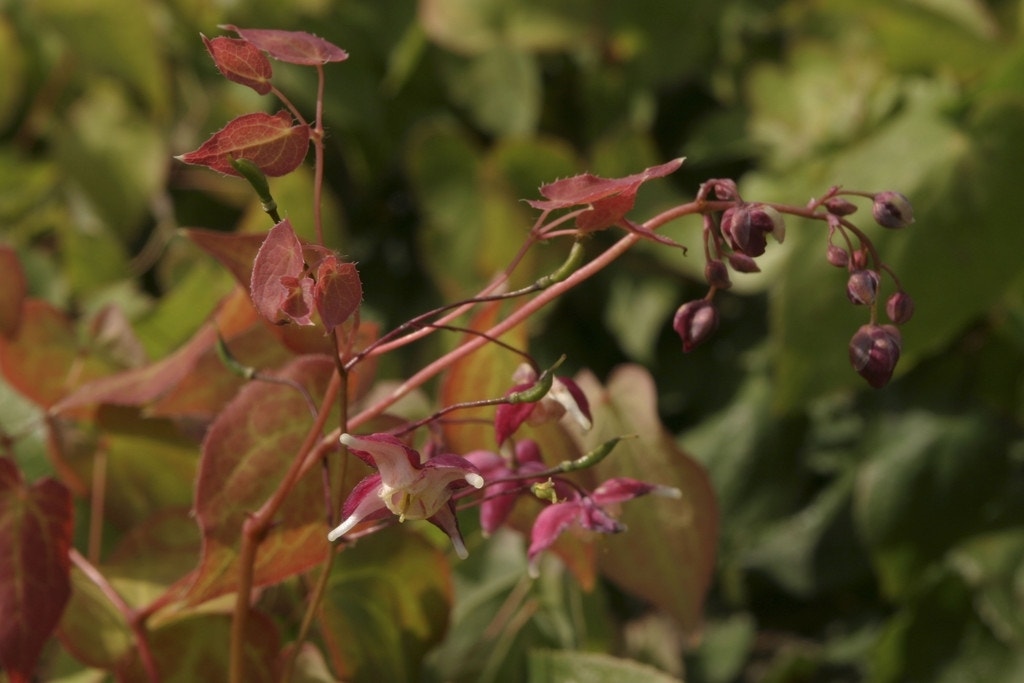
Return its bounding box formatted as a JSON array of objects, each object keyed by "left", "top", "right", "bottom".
[
  {"left": 823, "top": 197, "right": 858, "bottom": 216},
  {"left": 727, "top": 252, "right": 760, "bottom": 273},
  {"left": 720, "top": 204, "right": 784, "bottom": 257},
  {"left": 872, "top": 191, "right": 914, "bottom": 229},
  {"left": 673, "top": 299, "right": 718, "bottom": 352},
  {"left": 704, "top": 260, "right": 732, "bottom": 289},
  {"left": 710, "top": 178, "right": 740, "bottom": 201},
  {"left": 846, "top": 269, "right": 880, "bottom": 305},
  {"left": 885, "top": 291, "right": 915, "bottom": 325},
  {"left": 851, "top": 249, "right": 869, "bottom": 270},
  {"left": 826, "top": 245, "right": 849, "bottom": 268},
  {"left": 849, "top": 324, "right": 902, "bottom": 388}
]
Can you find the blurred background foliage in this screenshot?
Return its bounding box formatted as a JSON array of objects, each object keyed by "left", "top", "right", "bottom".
[{"left": 3, "top": 0, "right": 1024, "bottom": 680}]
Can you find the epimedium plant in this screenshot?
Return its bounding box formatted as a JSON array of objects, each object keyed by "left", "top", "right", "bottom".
[{"left": 0, "top": 25, "right": 915, "bottom": 683}]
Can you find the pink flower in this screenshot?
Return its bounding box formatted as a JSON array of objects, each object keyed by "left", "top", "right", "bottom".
[
  {"left": 327, "top": 433, "right": 484, "bottom": 558},
  {"left": 464, "top": 440, "right": 549, "bottom": 536},
  {"left": 494, "top": 364, "right": 592, "bottom": 445},
  {"left": 527, "top": 477, "right": 681, "bottom": 577}
]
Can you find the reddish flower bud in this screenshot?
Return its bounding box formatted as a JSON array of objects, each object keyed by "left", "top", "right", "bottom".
[
  {"left": 824, "top": 197, "right": 858, "bottom": 216},
  {"left": 710, "top": 179, "right": 740, "bottom": 201},
  {"left": 673, "top": 299, "right": 718, "bottom": 352},
  {"left": 704, "top": 260, "right": 732, "bottom": 289},
  {"left": 872, "top": 191, "right": 914, "bottom": 229},
  {"left": 846, "top": 269, "right": 880, "bottom": 305},
  {"left": 849, "top": 324, "right": 901, "bottom": 388},
  {"left": 721, "top": 204, "right": 784, "bottom": 257},
  {"left": 727, "top": 252, "right": 760, "bottom": 273},
  {"left": 851, "top": 249, "right": 869, "bottom": 270},
  {"left": 886, "top": 291, "right": 915, "bottom": 325},
  {"left": 826, "top": 245, "right": 849, "bottom": 268}
]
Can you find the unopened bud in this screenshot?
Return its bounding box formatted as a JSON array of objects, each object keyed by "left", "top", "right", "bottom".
[
  {"left": 851, "top": 249, "right": 869, "bottom": 270},
  {"left": 710, "top": 179, "right": 740, "bottom": 201},
  {"left": 721, "top": 204, "right": 783, "bottom": 257},
  {"left": 849, "top": 324, "right": 901, "bottom": 388},
  {"left": 673, "top": 299, "right": 718, "bottom": 353},
  {"left": 824, "top": 197, "right": 858, "bottom": 216},
  {"left": 727, "top": 252, "right": 760, "bottom": 273},
  {"left": 872, "top": 191, "right": 914, "bottom": 229},
  {"left": 846, "top": 270, "right": 880, "bottom": 305},
  {"left": 886, "top": 291, "right": 915, "bottom": 325},
  {"left": 826, "top": 245, "right": 849, "bottom": 268},
  {"left": 704, "top": 260, "right": 732, "bottom": 289}
]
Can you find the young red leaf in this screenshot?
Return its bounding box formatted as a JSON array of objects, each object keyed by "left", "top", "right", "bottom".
[
  {"left": 314, "top": 255, "right": 362, "bottom": 334},
  {"left": 250, "top": 219, "right": 314, "bottom": 325},
  {"left": 202, "top": 34, "right": 273, "bottom": 95},
  {"left": 221, "top": 25, "right": 349, "bottom": 65},
  {"left": 527, "top": 158, "right": 684, "bottom": 231},
  {"left": 0, "top": 246, "right": 27, "bottom": 338},
  {"left": 0, "top": 459, "right": 73, "bottom": 683},
  {"left": 184, "top": 229, "right": 271, "bottom": 289},
  {"left": 176, "top": 111, "right": 310, "bottom": 177}
]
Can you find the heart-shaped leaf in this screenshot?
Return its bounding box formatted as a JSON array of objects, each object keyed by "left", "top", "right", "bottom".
[
  {"left": 202, "top": 35, "right": 273, "bottom": 94},
  {"left": 251, "top": 219, "right": 314, "bottom": 325},
  {"left": 176, "top": 111, "right": 310, "bottom": 177},
  {"left": 0, "top": 459, "right": 73, "bottom": 683},
  {"left": 222, "top": 25, "right": 349, "bottom": 65},
  {"left": 314, "top": 255, "right": 362, "bottom": 334}
]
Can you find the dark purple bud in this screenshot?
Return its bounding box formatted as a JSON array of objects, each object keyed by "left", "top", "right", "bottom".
[
  {"left": 886, "top": 291, "right": 915, "bottom": 325},
  {"left": 849, "top": 324, "right": 901, "bottom": 388},
  {"left": 673, "top": 299, "right": 718, "bottom": 352},
  {"left": 846, "top": 270, "right": 880, "bottom": 305},
  {"left": 727, "top": 252, "right": 760, "bottom": 273},
  {"left": 824, "top": 197, "right": 858, "bottom": 216},
  {"left": 705, "top": 260, "right": 732, "bottom": 289},
  {"left": 721, "top": 204, "right": 783, "bottom": 257},
  {"left": 826, "top": 245, "right": 849, "bottom": 268},
  {"left": 872, "top": 191, "right": 914, "bottom": 229}
]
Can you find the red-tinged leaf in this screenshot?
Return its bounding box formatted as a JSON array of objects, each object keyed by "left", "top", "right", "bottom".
[
  {"left": 0, "top": 459, "right": 73, "bottom": 683},
  {"left": 0, "top": 246, "right": 27, "bottom": 338},
  {"left": 318, "top": 530, "right": 452, "bottom": 682},
  {"left": 186, "top": 355, "right": 344, "bottom": 604},
  {"left": 315, "top": 255, "right": 362, "bottom": 334},
  {"left": 116, "top": 611, "right": 279, "bottom": 682},
  {"left": 570, "top": 365, "right": 718, "bottom": 637},
  {"left": 0, "top": 299, "right": 115, "bottom": 410},
  {"left": 176, "top": 110, "right": 310, "bottom": 177},
  {"left": 222, "top": 25, "right": 349, "bottom": 65},
  {"left": 575, "top": 192, "right": 638, "bottom": 232},
  {"left": 251, "top": 219, "right": 314, "bottom": 325},
  {"left": 184, "top": 229, "right": 270, "bottom": 289},
  {"left": 51, "top": 288, "right": 261, "bottom": 416},
  {"left": 203, "top": 34, "right": 273, "bottom": 94},
  {"left": 527, "top": 158, "right": 684, "bottom": 212}
]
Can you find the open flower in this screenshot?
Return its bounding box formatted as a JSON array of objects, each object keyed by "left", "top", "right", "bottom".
[
  {"left": 495, "top": 364, "right": 592, "bottom": 445},
  {"left": 327, "top": 433, "right": 484, "bottom": 558},
  {"left": 527, "top": 477, "right": 681, "bottom": 577}
]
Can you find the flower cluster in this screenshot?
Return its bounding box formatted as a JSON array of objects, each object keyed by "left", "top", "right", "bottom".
[{"left": 671, "top": 182, "right": 915, "bottom": 389}]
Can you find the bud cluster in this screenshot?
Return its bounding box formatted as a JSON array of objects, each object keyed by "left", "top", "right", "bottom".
[{"left": 670, "top": 182, "right": 916, "bottom": 389}]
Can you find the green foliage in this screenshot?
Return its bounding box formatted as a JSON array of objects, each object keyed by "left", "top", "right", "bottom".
[{"left": 1, "top": 0, "right": 1024, "bottom": 681}]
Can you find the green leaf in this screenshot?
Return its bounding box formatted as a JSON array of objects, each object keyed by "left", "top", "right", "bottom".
[
  {"left": 318, "top": 530, "right": 452, "bottom": 683},
  {"left": 529, "top": 649, "right": 683, "bottom": 683},
  {"left": 572, "top": 365, "right": 718, "bottom": 636},
  {"left": 53, "top": 82, "right": 167, "bottom": 247},
  {"left": 28, "top": 0, "right": 170, "bottom": 113},
  {"left": 853, "top": 410, "right": 1011, "bottom": 598},
  {"left": 445, "top": 47, "right": 540, "bottom": 135}
]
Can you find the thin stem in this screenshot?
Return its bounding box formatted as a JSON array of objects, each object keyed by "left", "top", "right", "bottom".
[
  {"left": 311, "top": 64, "right": 327, "bottom": 246},
  {"left": 87, "top": 447, "right": 107, "bottom": 565},
  {"left": 300, "top": 200, "right": 704, "bottom": 473},
  {"left": 228, "top": 369, "right": 343, "bottom": 683}
]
